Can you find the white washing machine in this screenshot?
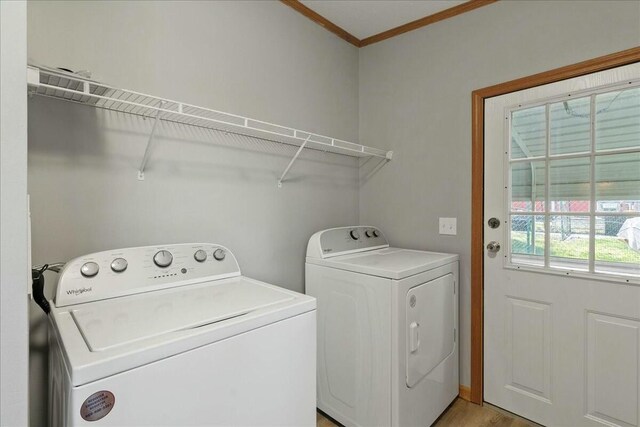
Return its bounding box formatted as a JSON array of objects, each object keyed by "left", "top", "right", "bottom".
[
  {"left": 305, "top": 226, "right": 458, "bottom": 427},
  {"left": 48, "top": 243, "right": 316, "bottom": 426}
]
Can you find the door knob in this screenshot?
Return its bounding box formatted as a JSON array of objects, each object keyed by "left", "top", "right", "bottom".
[{"left": 486, "top": 241, "right": 501, "bottom": 253}]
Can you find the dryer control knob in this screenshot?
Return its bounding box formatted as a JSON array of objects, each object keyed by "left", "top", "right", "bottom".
[
  {"left": 110, "top": 258, "right": 128, "bottom": 273},
  {"left": 194, "top": 249, "right": 207, "bottom": 262},
  {"left": 213, "top": 248, "right": 226, "bottom": 261},
  {"left": 153, "top": 250, "right": 173, "bottom": 268},
  {"left": 349, "top": 230, "right": 360, "bottom": 240},
  {"left": 372, "top": 230, "right": 379, "bottom": 238},
  {"left": 365, "top": 230, "right": 373, "bottom": 238},
  {"left": 80, "top": 262, "right": 99, "bottom": 278}
]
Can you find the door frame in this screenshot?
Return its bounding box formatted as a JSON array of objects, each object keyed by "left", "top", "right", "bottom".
[{"left": 469, "top": 46, "right": 640, "bottom": 405}]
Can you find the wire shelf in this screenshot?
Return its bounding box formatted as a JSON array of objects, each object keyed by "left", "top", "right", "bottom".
[{"left": 27, "top": 65, "right": 393, "bottom": 172}]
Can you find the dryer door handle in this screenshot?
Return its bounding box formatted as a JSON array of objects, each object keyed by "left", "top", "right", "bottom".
[{"left": 409, "top": 322, "right": 420, "bottom": 353}]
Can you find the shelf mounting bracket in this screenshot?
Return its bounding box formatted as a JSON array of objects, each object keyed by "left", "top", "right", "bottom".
[
  {"left": 278, "top": 135, "right": 312, "bottom": 188},
  {"left": 137, "top": 102, "right": 165, "bottom": 180}
]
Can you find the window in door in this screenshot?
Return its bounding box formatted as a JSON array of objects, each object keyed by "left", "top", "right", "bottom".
[{"left": 508, "top": 84, "right": 640, "bottom": 281}]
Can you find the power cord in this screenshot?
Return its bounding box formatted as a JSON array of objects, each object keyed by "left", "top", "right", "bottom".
[{"left": 31, "top": 263, "right": 65, "bottom": 315}]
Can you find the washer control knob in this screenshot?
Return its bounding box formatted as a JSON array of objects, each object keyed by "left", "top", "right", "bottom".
[
  {"left": 153, "top": 250, "right": 173, "bottom": 268},
  {"left": 194, "top": 249, "right": 207, "bottom": 263},
  {"left": 365, "top": 230, "right": 373, "bottom": 238},
  {"left": 80, "top": 262, "right": 99, "bottom": 278},
  {"left": 213, "top": 248, "right": 226, "bottom": 261},
  {"left": 110, "top": 258, "right": 128, "bottom": 273},
  {"left": 349, "top": 230, "right": 360, "bottom": 240},
  {"left": 372, "top": 230, "right": 379, "bottom": 238}
]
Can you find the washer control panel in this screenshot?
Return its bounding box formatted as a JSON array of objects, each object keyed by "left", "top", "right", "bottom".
[
  {"left": 308, "top": 226, "right": 388, "bottom": 259},
  {"left": 56, "top": 243, "right": 240, "bottom": 307}
]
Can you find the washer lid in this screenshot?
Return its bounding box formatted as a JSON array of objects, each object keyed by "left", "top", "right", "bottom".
[
  {"left": 306, "top": 247, "right": 458, "bottom": 280},
  {"left": 71, "top": 278, "right": 294, "bottom": 352},
  {"left": 50, "top": 276, "right": 316, "bottom": 386}
]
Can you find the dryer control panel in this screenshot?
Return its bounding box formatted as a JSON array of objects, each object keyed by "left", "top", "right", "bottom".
[
  {"left": 306, "top": 226, "right": 389, "bottom": 259},
  {"left": 55, "top": 243, "right": 240, "bottom": 307}
]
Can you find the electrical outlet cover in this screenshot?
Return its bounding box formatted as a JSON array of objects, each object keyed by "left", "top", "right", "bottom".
[{"left": 439, "top": 217, "right": 457, "bottom": 235}]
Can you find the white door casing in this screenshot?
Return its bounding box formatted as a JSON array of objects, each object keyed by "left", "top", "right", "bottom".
[{"left": 484, "top": 63, "right": 640, "bottom": 427}]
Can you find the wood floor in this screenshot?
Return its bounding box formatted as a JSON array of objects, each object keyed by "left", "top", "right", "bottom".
[{"left": 316, "top": 398, "right": 537, "bottom": 427}]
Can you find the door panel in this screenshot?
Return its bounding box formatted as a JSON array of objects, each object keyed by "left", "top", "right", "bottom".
[
  {"left": 484, "top": 63, "right": 640, "bottom": 426},
  {"left": 505, "top": 297, "right": 552, "bottom": 402},
  {"left": 586, "top": 313, "right": 639, "bottom": 427}
]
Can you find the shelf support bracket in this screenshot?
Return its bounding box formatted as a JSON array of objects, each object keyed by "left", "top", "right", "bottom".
[
  {"left": 137, "top": 102, "right": 165, "bottom": 181},
  {"left": 278, "top": 135, "right": 312, "bottom": 188}
]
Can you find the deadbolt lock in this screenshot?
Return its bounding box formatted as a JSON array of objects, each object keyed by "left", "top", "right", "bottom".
[{"left": 488, "top": 217, "right": 500, "bottom": 229}]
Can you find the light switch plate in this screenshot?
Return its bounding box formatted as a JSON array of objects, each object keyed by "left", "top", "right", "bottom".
[{"left": 439, "top": 217, "right": 457, "bottom": 235}]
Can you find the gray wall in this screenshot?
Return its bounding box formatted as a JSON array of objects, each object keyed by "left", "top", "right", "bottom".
[
  {"left": 358, "top": 0, "right": 640, "bottom": 387},
  {"left": 1, "top": 1, "right": 29, "bottom": 426},
  {"left": 27, "top": 1, "right": 359, "bottom": 425}
]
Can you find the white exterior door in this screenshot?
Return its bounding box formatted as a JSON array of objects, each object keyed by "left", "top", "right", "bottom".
[{"left": 484, "top": 63, "right": 640, "bottom": 427}]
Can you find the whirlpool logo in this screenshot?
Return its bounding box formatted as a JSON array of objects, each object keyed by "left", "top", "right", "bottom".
[{"left": 67, "top": 287, "right": 92, "bottom": 296}]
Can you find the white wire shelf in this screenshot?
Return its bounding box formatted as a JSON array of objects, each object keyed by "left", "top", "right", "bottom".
[{"left": 27, "top": 65, "right": 393, "bottom": 186}]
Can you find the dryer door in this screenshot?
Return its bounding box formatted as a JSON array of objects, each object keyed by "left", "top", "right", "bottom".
[{"left": 406, "top": 273, "right": 455, "bottom": 388}]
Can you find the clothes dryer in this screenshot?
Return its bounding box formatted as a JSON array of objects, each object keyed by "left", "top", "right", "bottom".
[{"left": 306, "top": 227, "right": 458, "bottom": 427}]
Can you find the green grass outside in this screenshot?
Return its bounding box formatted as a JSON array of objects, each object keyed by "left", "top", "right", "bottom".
[{"left": 512, "top": 231, "right": 640, "bottom": 263}]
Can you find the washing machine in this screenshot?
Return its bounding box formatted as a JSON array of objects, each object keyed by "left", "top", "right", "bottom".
[
  {"left": 305, "top": 226, "right": 458, "bottom": 427},
  {"left": 48, "top": 243, "right": 316, "bottom": 426}
]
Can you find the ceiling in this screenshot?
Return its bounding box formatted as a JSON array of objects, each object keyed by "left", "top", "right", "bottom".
[{"left": 299, "top": 0, "right": 467, "bottom": 40}]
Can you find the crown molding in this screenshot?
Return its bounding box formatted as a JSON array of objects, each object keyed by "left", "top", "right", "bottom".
[
  {"left": 360, "top": 0, "right": 497, "bottom": 47},
  {"left": 280, "top": 0, "right": 361, "bottom": 47},
  {"left": 281, "top": 0, "right": 498, "bottom": 48}
]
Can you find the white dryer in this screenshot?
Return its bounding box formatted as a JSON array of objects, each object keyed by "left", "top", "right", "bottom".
[
  {"left": 305, "top": 226, "right": 458, "bottom": 427},
  {"left": 48, "top": 243, "right": 316, "bottom": 426}
]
